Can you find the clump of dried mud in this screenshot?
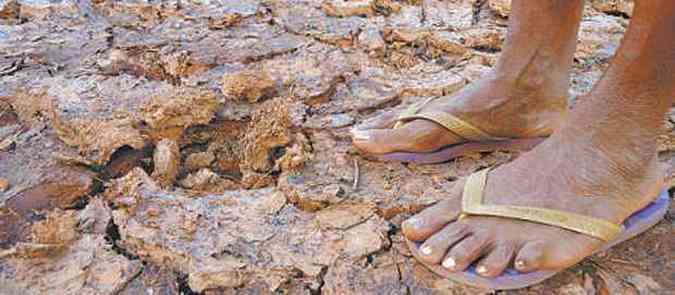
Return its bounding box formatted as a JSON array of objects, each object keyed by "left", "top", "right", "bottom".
[{"left": 0, "top": 0, "right": 672, "bottom": 294}]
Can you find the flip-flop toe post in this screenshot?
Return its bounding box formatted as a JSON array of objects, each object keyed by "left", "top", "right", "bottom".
[
  {"left": 406, "top": 169, "right": 670, "bottom": 290},
  {"left": 367, "top": 98, "right": 546, "bottom": 164}
]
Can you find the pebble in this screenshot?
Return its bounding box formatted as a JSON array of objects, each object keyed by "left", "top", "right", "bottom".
[{"left": 0, "top": 178, "right": 9, "bottom": 192}]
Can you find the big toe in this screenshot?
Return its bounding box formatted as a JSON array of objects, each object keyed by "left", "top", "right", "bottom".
[
  {"left": 401, "top": 184, "right": 463, "bottom": 241},
  {"left": 352, "top": 120, "right": 461, "bottom": 155}
]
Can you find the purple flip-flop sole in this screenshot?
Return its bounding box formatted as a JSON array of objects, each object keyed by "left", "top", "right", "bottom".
[
  {"left": 406, "top": 190, "right": 670, "bottom": 290},
  {"left": 373, "top": 138, "right": 546, "bottom": 164}
]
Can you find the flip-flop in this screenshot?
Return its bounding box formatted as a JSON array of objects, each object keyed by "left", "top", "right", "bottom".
[
  {"left": 364, "top": 98, "right": 546, "bottom": 164},
  {"left": 406, "top": 168, "right": 670, "bottom": 290}
]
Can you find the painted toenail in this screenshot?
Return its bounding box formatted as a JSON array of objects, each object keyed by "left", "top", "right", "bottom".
[
  {"left": 476, "top": 265, "right": 488, "bottom": 274},
  {"left": 351, "top": 130, "right": 371, "bottom": 141},
  {"left": 420, "top": 245, "right": 432, "bottom": 256},
  {"left": 515, "top": 260, "right": 526, "bottom": 269},
  {"left": 442, "top": 257, "right": 456, "bottom": 269}
]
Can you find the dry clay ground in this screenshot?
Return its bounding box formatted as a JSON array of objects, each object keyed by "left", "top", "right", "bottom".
[{"left": 0, "top": 0, "right": 673, "bottom": 294}]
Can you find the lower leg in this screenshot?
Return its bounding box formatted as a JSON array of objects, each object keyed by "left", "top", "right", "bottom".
[
  {"left": 570, "top": 0, "right": 675, "bottom": 154},
  {"left": 352, "top": 0, "right": 583, "bottom": 154}
]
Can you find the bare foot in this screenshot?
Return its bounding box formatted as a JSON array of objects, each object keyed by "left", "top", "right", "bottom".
[
  {"left": 351, "top": 71, "right": 568, "bottom": 155},
  {"left": 350, "top": 0, "right": 587, "bottom": 156},
  {"left": 400, "top": 106, "right": 663, "bottom": 276}
]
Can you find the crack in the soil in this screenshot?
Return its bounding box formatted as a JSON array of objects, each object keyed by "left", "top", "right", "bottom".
[
  {"left": 104, "top": 217, "right": 139, "bottom": 261},
  {"left": 177, "top": 272, "right": 203, "bottom": 295}
]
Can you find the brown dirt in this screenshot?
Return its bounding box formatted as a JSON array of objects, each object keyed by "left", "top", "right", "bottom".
[{"left": 0, "top": 0, "right": 672, "bottom": 294}]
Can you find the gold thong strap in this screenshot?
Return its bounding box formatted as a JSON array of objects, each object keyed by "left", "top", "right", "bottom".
[
  {"left": 461, "top": 169, "right": 623, "bottom": 242},
  {"left": 398, "top": 111, "right": 493, "bottom": 142},
  {"left": 392, "top": 98, "right": 495, "bottom": 142}
]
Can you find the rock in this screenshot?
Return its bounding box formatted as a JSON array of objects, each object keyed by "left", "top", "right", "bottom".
[
  {"left": 397, "top": 69, "right": 466, "bottom": 97},
  {"left": 557, "top": 282, "right": 588, "bottom": 295},
  {"left": 55, "top": 117, "right": 146, "bottom": 166},
  {"left": 241, "top": 98, "right": 293, "bottom": 173},
  {"left": 591, "top": 0, "right": 634, "bottom": 18},
  {"left": 0, "top": 0, "right": 20, "bottom": 23},
  {"left": 315, "top": 203, "right": 374, "bottom": 230},
  {"left": 141, "top": 87, "right": 218, "bottom": 141},
  {"left": 372, "top": 0, "right": 402, "bottom": 16},
  {"left": 209, "top": 140, "right": 242, "bottom": 174},
  {"left": 576, "top": 14, "right": 626, "bottom": 62},
  {"left": 260, "top": 45, "right": 355, "bottom": 102},
  {"left": 624, "top": 274, "right": 661, "bottom": 294},
  {"left": 102, "top": 147, "right": 145, "bottom": 179},
  {"left": 185, "top": 151, "right": 216, "bottom": 172},
  {"left": 46, "top": 75, "right": 165, "bottom": 165},
  {"left": 221, "top": 70, "right": 276, "bottom": 103},
  {"left": 488, "top": 0, "right": 511, "bottom": 18},
  {"left": 322, "top": 0, "right": 374, "bottom": 17},
  {"left": 426, "top": 31, "right": 471, "bottom": 58},
  {"left": 108, "top": 168, "right": 391, "bottom": 292},
  {"left": 358, "top": 23, "right": 386, "bottom": 57},
  {"left": 322, "top": 255, "right": 406, "bottom": 295},
  {"left": 118, "top": 264, "right": 179, "bottom": 295},
  {"left": 273, "top": 2, "right": 366, "bottom": 47},
  {"left": 461, "top": 27, "right": 505, "bottom": 51},
  {"left": 0, "top": 123, "right": 93, "bottom": 249},
  {"left": 77, "top": 198, "right": 111, "bottom": 235},
  {"left": 0, "top": 177, "right": 8, "bottom": 191},
  {"left": 180, "top": 168, "right": 239, "bottom": 193},
  {"left": 0, "top": 205, "right": 142, "bottom": 294},
  {"left": 151, "top": 139, "right": 180, "bottom": 187}
]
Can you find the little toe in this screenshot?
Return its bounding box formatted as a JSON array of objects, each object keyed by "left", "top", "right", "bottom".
[
  {"left": 416, "top": 223, "right": 471, "bottom": 264},
  {"left": 443, "top": 234, "right": 492, "bottom": 272},
  {"left": 474, "top": 243, "right": 516, "bottom": 277}
]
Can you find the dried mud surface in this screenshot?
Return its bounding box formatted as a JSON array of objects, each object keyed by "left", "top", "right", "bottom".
[{"left": 0, "top": 0, "right": 673, "bottom": 294}]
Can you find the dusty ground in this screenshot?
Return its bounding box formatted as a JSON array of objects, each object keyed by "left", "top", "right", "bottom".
[{"left": 0, "top": 0, "right": 673, "bottom": 294}]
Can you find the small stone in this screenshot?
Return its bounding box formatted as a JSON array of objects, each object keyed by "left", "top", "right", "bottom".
[
  {"left": 0, "top": 178, "right": 9, "bottom": 192},
  {"left": 322, "top": 0, "right": 374, "bottom": 17},
  {"left": 185, "top": 151, "right": 215, "bottom": 172},
  {"left": 221, "top": 70, "right": 276, "bottom": 103},
  {"left": 488, "top": 0, "right": 511, "bottom": 18},
  {"left": 152, "top": 139, "right": 180, "bottom": 187},
  {"left": 330, "top": 113, "right": 354, "bottom": 128},
  {"left": 358, "top": 24, "right": 385, "bottom": 56}
]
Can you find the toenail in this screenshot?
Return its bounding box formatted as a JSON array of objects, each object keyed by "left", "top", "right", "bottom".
[
  {"left": 515, "top": 260, "right": 526, "bottom": 269},
  {"left": 403, "top": 218, "right": 420, "bottom": 228},
  {"left": 442, "top": 257, "right": 456, "bottom": 269},
  {"left": 420, "top": 245, "right": 432, "bottom": 256},
  {"left": 476, "top": 265, "right": 487, "bottom": 274},
  {"left": 351, "top": 130, "right": 371, "bottom": 141}
]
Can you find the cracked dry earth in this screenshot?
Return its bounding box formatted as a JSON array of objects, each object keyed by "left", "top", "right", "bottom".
[{"left": 0, "top": 0, "right": 672, "bottom": 294}]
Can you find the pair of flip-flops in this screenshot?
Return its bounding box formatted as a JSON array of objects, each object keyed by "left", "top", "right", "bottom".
[{"left": 356, "top": 102, "right": 670, "bottom": 290}]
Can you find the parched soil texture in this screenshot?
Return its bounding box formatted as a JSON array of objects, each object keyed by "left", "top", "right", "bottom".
[{"left": 0, "top": 0, "right": 673, "bottom": 294}]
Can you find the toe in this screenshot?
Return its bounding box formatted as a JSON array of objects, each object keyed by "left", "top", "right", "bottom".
[
  {"left": 514, "top": 241, "right": 546, "bottom": 272},
  {"left": 416, "top": 222, "right": 471, "bottom": 264},
  {"left": 352, "top": 120, "right": 461, "bottom": 154},
  {"left": 402, "top": 184, "right": 463, "bottom": 241},
  {"left": 442, "top": 234, "right": 492, "bottom": 271},
  {"left": 475, "top": 243, "right": 516, "bottom": 277}
]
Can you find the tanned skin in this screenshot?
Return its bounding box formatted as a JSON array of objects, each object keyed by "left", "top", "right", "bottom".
[
  {"left": 355, "top": 0, "right": 675, "bottom": 277},
  {"left": 351, "top": 0, "right": 583, "bottom": 154}
]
